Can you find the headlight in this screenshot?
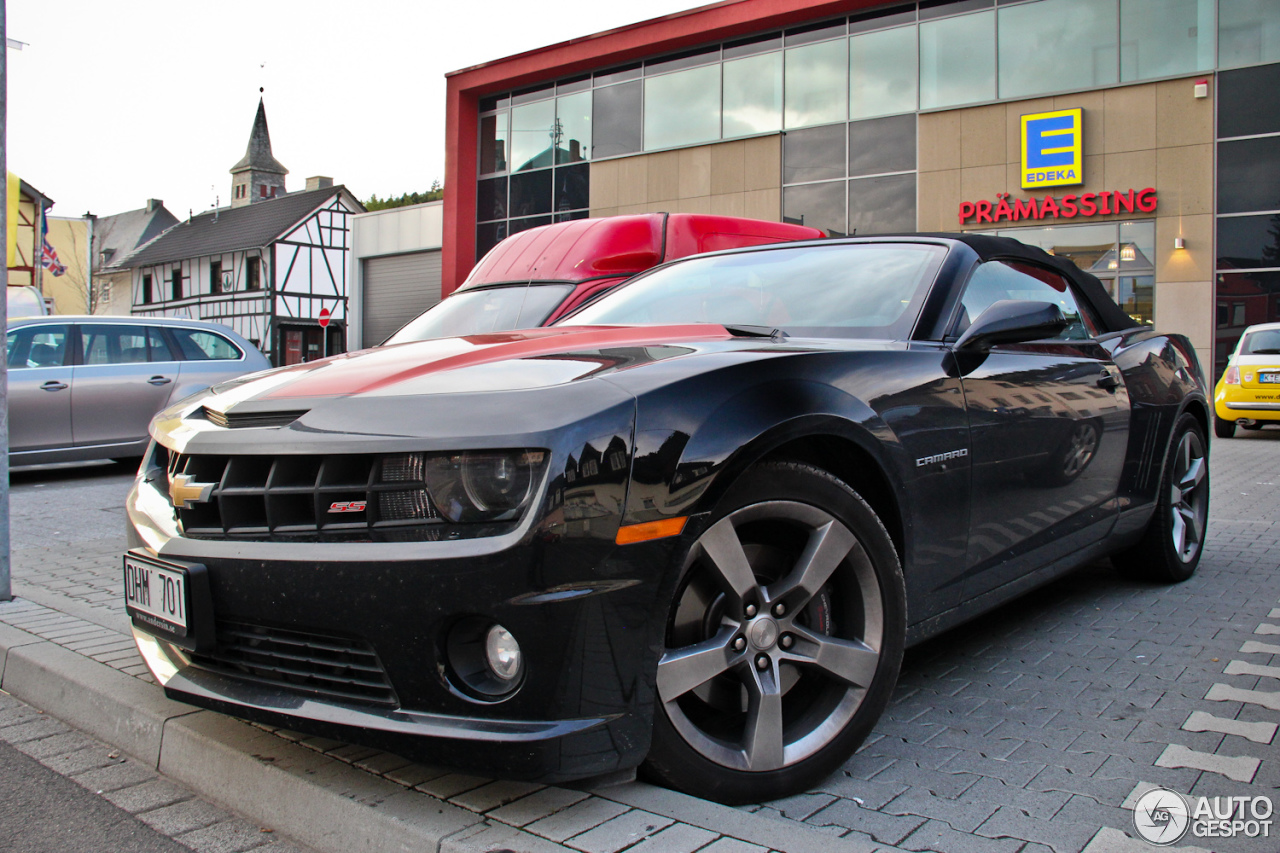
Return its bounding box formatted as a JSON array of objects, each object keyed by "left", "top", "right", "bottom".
[{"left": 424, "top": 450, "right": 546, "bottom": 523}]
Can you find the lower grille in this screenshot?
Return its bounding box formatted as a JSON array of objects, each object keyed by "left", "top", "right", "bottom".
[{"left": 191, "top": 621, "right": 398, "bottom": 707}]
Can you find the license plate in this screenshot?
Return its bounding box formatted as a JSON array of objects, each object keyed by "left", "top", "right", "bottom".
[
  {"left": 123, "top": 554, "right": 190, "bottom": 637},
  {"left": 1261, "top": 373, "right": 1280, "bottom": 384}
]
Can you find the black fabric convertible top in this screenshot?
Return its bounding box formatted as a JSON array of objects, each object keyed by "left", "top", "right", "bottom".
[{"left": 936, "top": 233, "right": 1140, "bottom": 334}]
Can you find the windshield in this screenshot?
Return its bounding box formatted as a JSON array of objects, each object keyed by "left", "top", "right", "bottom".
[
  {"left": 386, "top": 283, "right": 575, "bottom": 344},
  {"left": 565, "top": 243, "right": 946, "bottom": 339}
]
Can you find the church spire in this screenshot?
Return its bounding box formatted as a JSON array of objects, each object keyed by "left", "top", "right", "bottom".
[{"left": 230, "top": 97, "right": 289, "bottom": 207}]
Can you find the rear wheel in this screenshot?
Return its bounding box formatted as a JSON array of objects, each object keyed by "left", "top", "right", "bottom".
[
  {"left": 1113, "top": 413, "right": 1209, "bottom": 583},
  {"left": 1214, "top": 415, "right": 1236, "bottom": 439},
  {"left": 642, "top": 462, "right": 905, "bottom": 805}
]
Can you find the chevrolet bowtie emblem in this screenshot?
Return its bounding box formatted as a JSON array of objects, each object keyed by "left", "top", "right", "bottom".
[{"left": 169, "top": 473, "right": 216, "bottom": 509}]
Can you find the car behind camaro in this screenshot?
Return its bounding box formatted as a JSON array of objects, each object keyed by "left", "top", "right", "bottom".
[{"left": 125, "top": 234, "right": 1210, "bottom": 804}]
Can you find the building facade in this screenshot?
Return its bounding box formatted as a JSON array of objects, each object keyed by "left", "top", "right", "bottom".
[
  {"left": 348, "top": 199, "right": 443, "bottom": 350},
  {"left": 444, "top": 0, "right": 1280, "bottom": 376},
  {"left": 125, "top": 101, "right": 363, "bottom": 366}
]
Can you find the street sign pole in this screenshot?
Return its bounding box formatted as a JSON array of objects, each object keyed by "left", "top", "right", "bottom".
[{"left": 1, "top": 0, "right": 13, "bottom": 602}]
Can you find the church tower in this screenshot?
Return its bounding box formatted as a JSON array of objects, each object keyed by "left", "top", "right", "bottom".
[{"left": 230, "top": 98, "right": 289, "bottom": 208}]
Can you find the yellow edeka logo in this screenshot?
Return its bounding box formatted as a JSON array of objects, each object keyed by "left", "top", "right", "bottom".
[{"left": 1021, "top": 108, "right": 1083, "bottom": 190}]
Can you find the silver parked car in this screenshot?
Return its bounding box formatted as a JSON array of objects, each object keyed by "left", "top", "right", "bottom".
[{"left": 6, "top": 316, "right": 270, "bottom": 465}]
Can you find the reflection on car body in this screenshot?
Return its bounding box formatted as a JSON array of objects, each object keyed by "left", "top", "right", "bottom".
[{"left": 124, "top": 233, "right": 1210, "bottom": 804}]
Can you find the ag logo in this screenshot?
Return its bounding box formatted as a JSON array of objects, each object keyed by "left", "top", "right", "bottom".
[{"left": 1133, "top": 787, "right": 1190, "bottom": 845}]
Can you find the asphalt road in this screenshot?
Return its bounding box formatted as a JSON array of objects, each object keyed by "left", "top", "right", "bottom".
[{"left": 0, "top": 722, "right": 188, "bottom": 853}]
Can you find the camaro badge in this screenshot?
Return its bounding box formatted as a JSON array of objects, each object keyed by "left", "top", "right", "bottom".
[
  {"left": 916, "top": 449, "right": 969, "bottom": 467},
  {"left": 169, "top": 473, "right": 216, "bottom": 509}
]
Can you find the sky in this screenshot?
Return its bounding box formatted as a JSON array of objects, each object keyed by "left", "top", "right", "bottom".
[{"left": 9, "top": 0, "right": 707, "bottom": 221}]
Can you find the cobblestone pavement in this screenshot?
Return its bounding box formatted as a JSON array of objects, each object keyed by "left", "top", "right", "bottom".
[
  {"left": 3, "top": 431, "right": 1279, "bottom": 853},
  {"left": 0, "top": 686, "right": 316, "bottom": 853}
]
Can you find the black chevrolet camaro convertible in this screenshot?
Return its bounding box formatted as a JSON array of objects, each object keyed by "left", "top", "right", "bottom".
[{"left": 125, "top": 234, "right": 1210, "bottom": 804}]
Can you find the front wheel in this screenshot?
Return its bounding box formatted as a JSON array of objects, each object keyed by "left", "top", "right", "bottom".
[
  {"left": 1113, "top": 413, "right": 1209, "bottom": 583},
  {"left": 641, "top": 462, "right": 906, "bottom": 805}
]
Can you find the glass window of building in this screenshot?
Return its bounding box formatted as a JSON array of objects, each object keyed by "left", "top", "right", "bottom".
[
  {"left": 479, "top": 112, "right": 508, "bottom": 175},
  {"left": 783, "top": 123, "right": 846, "bottom": 185},
  {"left": 998, "top": 0, "right": 1118, "bottom": 100},
  {"left": 784, "top": 38, "right": 849, "bottom": 128},
  {"left": 1218, "top": 214, "right": 1280, "bottom": 270},
  {"left": 1219, "top": 63, "right": 1280, "bottom": 138},
  {"left": 848, "top": 114, "right": 916, "bottom": 178},
  {"left": 783, "top": 181, "right": 847, "bottom": 236},
  {"left": 477, "top": 177, "right": 507, "bottom": 222},
  {"left": 592, "top": 82, "right": 643, "bottom": 158},
  {"left": 644, "top": 64, "right": 722, "bottom": 150},
  {"left": 555, "top": 91, "right": 592, "bottom": 164},
  {"left": 849, "top": 24, "right": 917, "bottom": 120},
  {"left": 723, "top": 51, "right": 783, "bottom": 138},
  {"left": 1220, "top": 0, "right": 1280, "bottom": 68},
  {"left": 849, "top": 173, "right": 916, "bottom": 235},
  {"left": 554, "top": 163, "right": 589, "bottom": 214},
  {"left": 1218, "top": 136, "right": 1280, "bottom": 214},
  {"left": 919, "top": 9, "right": 996, "bottom": 109},
  {"left": 1119, "top": 0, "right": 1215, "bottom": 82},
  {"left": 509, "top": 169, "right": 553, "bottom": 218},
  {"left": 510, "top": 99, "right": 557, "bottom": 172}
]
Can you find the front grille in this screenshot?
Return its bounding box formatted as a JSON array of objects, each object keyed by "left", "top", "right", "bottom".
[
  {"left": 168, "top": 451, "right": 439, "bottom": 538},
  {"left": 202, "top": 407, "right": 307, "bottom": 429},
  {"left": 191, "top": 621, "right": 397, "bottom": 706}
]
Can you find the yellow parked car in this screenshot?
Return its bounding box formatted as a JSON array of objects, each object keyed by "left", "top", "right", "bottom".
[{"left": 1215, "top": 322, "right": 1280, "bottom": 438}]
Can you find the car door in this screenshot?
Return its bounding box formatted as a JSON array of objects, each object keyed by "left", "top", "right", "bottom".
[
  {"left": 6, "top": 323, "right": 73, "bottom": 454},
  {"left": 71, "top": 323, "right": 180, "bottom": 449},
  {"left": 953, "top": 260, "right": 1130, "bottom": 598}
]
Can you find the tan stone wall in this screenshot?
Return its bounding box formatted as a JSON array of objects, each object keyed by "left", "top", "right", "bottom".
[
  {"left": 919, "top": 77, "right": 1216, "bottom": 368},
  {"left": 589, "top": 136, "right": 781, "bottom": 222}
]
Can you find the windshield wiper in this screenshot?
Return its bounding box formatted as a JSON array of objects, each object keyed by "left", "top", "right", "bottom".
[{"left": 723, "top": 324, "right": 789, "bottom": 340}]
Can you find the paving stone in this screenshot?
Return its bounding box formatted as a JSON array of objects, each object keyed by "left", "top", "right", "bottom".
[
  {"left": 104, "top": 778, "right": 193, "bottom": 813},
  {"left": 350, "top": 751, "right": 414, "bottom": 776},
  {"left": 759, "top": 791, "right": 836, "bottom": 821},
  {"left": 414, "top": 772, "right": 491, "bottom": 799},
  {"left": 813, "top": 775, "right": 909, "bottom": 809},
  {"left": 450, "top": 779, "right": 545, "bottom": 813},
  {"left": 525, "top": 797, "right": 631, "bottom": 843},
  {"left": 880, "top": 786, "right": 1001, "bottom": 832},
  {"left": 138, "top": 798, "right": 230, "bottom": 835},
  {"left": 72, "top": 760, "right": 157, "bottom": 793},
  {"left": 12, "top": 730, "right": 93, "bottom": 760},
  {"left": 898, "top": 819, "right": 1024, "bottom": 853},
  {"left": 941, "top": 752, "right": 1045, "bottom": 788},
  {"left": 42, "top": 745, "right": 120, "bottom": 776},
  {"left": 177, "top": 817, "right": 275, "bottom": 853},
  {"left": 621, "top": 823, "right": 718, "bottom": 853},
  {"left": 696, "top": 838, "right": 769, "bottom": 853},
  {"left": 808, "top": 798, "right": 927, "bottom": 846},
  {"left": 382, "top": 762, "right": 451, "bottom": 788},
  {"left": 962, "top": 777, "right": 1072, "bottom": 821},
  {"left": 564, "top": 809, "right": 673, "bottom": 853},
  {"left": 871, "top": 762, "right": 984, "bottom": 798},
  {"left": 0, "top": 717, "right": 67, "bottom": 743},
  {"left": 1155, "top": 744, "right": 1259, "bottom": 784},
  {"left": 1025, "top": 766, "right": 1141, "bottom": 807},
  {"left": 488, "top": 786, "right": 592, "bottom": 827},
  {"left": 1004, "top": 742, "right": 1109, "bottom": 776}
]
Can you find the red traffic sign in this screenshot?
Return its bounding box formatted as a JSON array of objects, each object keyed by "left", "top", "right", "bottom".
[{"left": 318, "top": 308, "right": 331, "bottom": 328}]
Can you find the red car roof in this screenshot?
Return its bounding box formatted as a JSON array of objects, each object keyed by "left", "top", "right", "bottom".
[{"left": 460, "top": 213, "right": 824, "bottom": 289}]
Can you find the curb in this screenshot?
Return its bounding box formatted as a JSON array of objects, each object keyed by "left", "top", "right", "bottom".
[{"left": 0, "top": 606, "right": 901, "bottom": 853}]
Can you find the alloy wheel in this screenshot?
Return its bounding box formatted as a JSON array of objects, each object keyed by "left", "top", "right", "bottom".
[
  {"left": 656, "top": 500, "right": 883, "bottom": 772},
  {"left": 1169, "top": 429, "right": 1208, "bottom": 561}
]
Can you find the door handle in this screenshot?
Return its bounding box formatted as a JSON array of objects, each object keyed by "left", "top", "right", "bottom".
[
  {"left": 40, "top": 380, "right": 68, "bottom": 392},
  {"left": 148, "top": 375, "right": 173, "bottom": 386},
  {"left": 1097, "top": 370, "right": 1121, "bottom": 391}
]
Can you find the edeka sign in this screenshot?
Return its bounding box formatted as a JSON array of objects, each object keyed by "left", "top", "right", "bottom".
[
  {"left": 1022, "top": 108, "right": 1083, "bottom": 189},
  {"left": 958, "top": 188, "right": 1157, "bottom": 225}
]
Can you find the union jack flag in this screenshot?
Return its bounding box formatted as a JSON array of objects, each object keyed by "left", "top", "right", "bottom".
[{"left": 40, "top": 236, "right": 66, "bottom": 276}]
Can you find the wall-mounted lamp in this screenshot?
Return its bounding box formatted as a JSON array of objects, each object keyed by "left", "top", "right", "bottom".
[
  {"left": 1194, "top": 79, "right": 1209, "bottom": 98},
  {"left": 1174, "top": 237, "right": 1187, "bottom": 250}
]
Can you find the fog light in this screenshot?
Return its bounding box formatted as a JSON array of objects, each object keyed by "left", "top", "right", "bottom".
[{"left": 485, "top": 625, "right": 522, "bottom": 681}]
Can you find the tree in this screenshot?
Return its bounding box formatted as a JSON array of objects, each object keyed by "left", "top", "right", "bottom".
[{"left": 365, "top": 180, "right": 443, "bottom": 211}]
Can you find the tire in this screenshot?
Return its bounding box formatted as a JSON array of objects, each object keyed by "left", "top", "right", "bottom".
[
  {"left": 641, "top": 461, "right": 906, "bottom": 805},
  {"left": 1214, "top": 415, "right": 1236, "bottom": 439},
  {"left": 1112, "top": 413, "right": 1209, "bottom": 583}
]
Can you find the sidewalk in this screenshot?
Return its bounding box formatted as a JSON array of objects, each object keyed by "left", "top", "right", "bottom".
[{"left": 3, "top": 432, "right": 1279, "bottom": 853}]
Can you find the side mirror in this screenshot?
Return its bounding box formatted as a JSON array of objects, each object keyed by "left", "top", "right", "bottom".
[{"left": 954, "top": 300, "right": 1068, "bottom": 352}]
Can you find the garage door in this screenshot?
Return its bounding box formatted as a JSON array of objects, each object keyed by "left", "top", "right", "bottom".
[{"left": 362, "top": 250, "right": 442, "bottom": 346}]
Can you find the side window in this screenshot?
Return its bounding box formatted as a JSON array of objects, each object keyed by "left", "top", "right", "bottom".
[
  {"left": 6, "top": 325, "right": 69, "bottom": 368},
  {"left": 956, "top": 260, "right": 1098, "bottom": 341},
  {"left": 148, "top": 327, "right": 176, "bottom": 362},
  {"left": 170, "top": 328, "right": 243, "bottom": 361},
  {"left": 81, "top": 324, "right": 151, "bottom": 365}
]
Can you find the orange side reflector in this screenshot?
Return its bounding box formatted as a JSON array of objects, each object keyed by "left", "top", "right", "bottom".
[{"left": 615, "top": 516, "right": 688, "bottom": 545}]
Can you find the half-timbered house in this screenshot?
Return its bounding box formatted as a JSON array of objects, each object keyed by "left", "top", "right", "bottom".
[{"left": 126, "top": 100, "right": 364, "bottom": 365}]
